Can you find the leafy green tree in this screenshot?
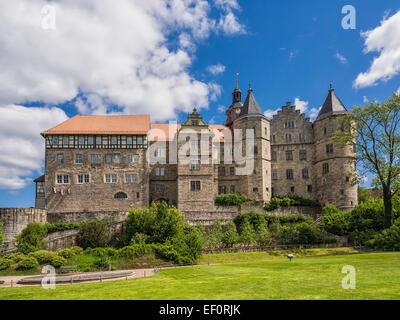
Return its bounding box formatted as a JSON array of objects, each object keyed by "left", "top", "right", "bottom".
[
  {"left": 255, "top": 222, "right": 271, "bottom": 245},
  {"left": 334, "top": 94, "right": 400, "bottom": 228},
  {"left": 240, "top": 220, "right": 255, "bottom": 246},
  {"left": 16, "top": 222, "right": 47, "bottom": 254},
  {"left": 206, "top": 220, "right": 223, "bottom": 248},
  {"left": 358, "top": 187, "right": 373, "bottom": 203},
  {"left": 222, "top": 221, "right": 239, "bottom": 247},
  {"left": 76, "top": 220, "right": 110, "bottom": 249},
  {"left": 319, "top": 205, "right": 350, "bottom": 236}
]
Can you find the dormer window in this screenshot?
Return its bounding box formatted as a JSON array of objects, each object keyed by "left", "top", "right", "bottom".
[{"left": 191, "top": 120, "right": 199, "bottom": 126}]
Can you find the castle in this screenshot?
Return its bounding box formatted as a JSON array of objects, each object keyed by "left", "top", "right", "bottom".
[{"left": 34, "top": 83, "right": 358, "bottom": 214}]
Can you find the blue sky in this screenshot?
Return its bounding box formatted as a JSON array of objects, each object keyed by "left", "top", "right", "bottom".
[{"left": 0, "top": 0, "right": 399, "bottom": 207}]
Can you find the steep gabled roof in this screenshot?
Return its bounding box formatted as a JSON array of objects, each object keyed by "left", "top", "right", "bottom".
[
  {"left": 316, "top": 86, "right": 348, "bottom": 121},
  {"left": 41, "top": 114, "right": 151, "bottom": 135},
  {"left": 239, "top": 84, "right": 264, "bottom": 118}
]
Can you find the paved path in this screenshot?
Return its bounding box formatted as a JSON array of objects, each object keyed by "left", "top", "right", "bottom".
[{"left": 0, "top": 268, "right": 156, "bottom": 288}]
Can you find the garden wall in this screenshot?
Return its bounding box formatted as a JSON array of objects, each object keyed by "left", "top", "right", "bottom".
[{"left": 47, "top": 210, "right": 129, "bottom": 224}]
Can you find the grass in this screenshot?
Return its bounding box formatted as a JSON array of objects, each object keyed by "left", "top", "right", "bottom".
[{"left": 1, "top": 252, "right": 400, "bottom": 300}]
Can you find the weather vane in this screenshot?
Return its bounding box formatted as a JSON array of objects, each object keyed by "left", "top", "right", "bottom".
[{"left": 236, "top": 72, "right": 239, "bottom": 89}]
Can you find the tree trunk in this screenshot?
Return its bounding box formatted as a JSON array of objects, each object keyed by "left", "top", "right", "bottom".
[{"left": 382, "top": 188, "right": 393, "bottom": 229}]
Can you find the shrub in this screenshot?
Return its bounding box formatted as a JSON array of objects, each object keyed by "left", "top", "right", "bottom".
[
  {"left": 92, "top": 256, "right": 111, "bottom": 270},
  {"left": 222, "top": 221, "right": 239, "bottom": 247},
  {"left": 76, "top": 220, "right": 110, "bottom": 249},
  {"left": 118, "top": 244, "right": 155, "bottom": 259},
  {"left": 4, "top": 252, "right": 26, "bottom": 264},
  {"left": 264, "top": 196, "right": 319, "bottom": 211},
  {"left": 319, "top": 205, "right": 350, "bottom": 236},
  {"left": 206, "top": 221, "right": 223, "bottom": 248},
  {"left": 0, "top": 258, "right": 13, "bottom": 270},
  {"left": 28, "top": 250, "right": 67, "bottom": 267},
  {"left": 215, "top": 193, "right": 252, "bottom": 207},
  {"left": 16, "top": 223, "right": 47, "bottom": 254},
  {"left": 348, "top": 200, "right": 385, "bottom": 232},
  {"left": 85, "top": 247, "right": 118, "bottom": 257},
  {"left": 56, "top": 248, "right": 75, "bottom": 259},
  {"left": 44, "top": 222, "right": 80, "bottom": 234},
  {"left": 349, "top": 230, "right": 379, "bottom": 246},
  {"left": 239, "top": 220, "right": 255, "bottom": 246},
  {"left": 277, "top": 223, "right": 322, "bottom": 245},
  {"left": 17, "top": 256, "right": 39, "bottom": 270},
  {"left": 130, "top": 233, "right": 149, "bottom": 245},
  {"left": 255, "top": 223, "right": 271, "bottom": 245},
  {"left": 50, "top": 255, "right": 67, "bottom": 268},
  {"left": 366, "top": 225, "right": 400, "bottom": 250},
  {"left": 70, "top": 246, "right": 84, "bottom": 256}
]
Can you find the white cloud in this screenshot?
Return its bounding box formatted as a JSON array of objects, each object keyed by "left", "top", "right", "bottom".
[
  {"left": 264, "top": 109, "right": 280, "bottom": 119},
  {"left": 0, "top": 105, "right": 68, "bottom": 190},
  {"left": 363, "top": 96, "right": 369, "bottom": 103},
  {"left": 309, "top": 107, "right": 321, "bottom": 122},
  {"left": 207, "top": 64, "right": 226, "bottom": 75},
  {"left": 294, "top": 97, "right": 309, "bottom": 114},
  {"left": 0, "top": 0, "right": 244, "bottom": 122},
  {"left": 396, "top": 88, "right": 400, "bottom": 96},
  {"left": 218, "top": 105, "right": 226, "bottom": 113},
  {"left": 354, "top": 10, "right": 400, "bottom": 88},
  {"left": 335, "top": 52, "right": 348, "bottom": 64}
]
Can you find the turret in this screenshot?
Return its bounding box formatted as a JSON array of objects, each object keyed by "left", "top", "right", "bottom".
[
  {"left": 232, "top": 83, "right": 271, "bottom": 203},
  {"left": 225, "top": 73, "right": 243, "bottom": 126},
  {"left": 313, "top": 84, "right": 358, "bottom": 210}
]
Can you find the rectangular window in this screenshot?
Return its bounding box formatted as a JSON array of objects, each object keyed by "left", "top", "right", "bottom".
[
  {"left": 230, "top": 167, "right": 235, "bottom": 176},
  {"left": 302, "top": 168, "right": 309, "bottom": 179},
  {"left": 286, "top": 151, "right": 293, "bottom": 160},
  {"left": 96, "top": 136, "right": 102, "bottom": 146},
  {"left": 326, "top": 144, "right": 334, "bottom": 154},
  {"left": 52, "top": 136, "right": 59, "bottom": 145},
  {"left": 78, "top": 175, "right": 83, "bottom": 184},
  {"left": 125, "top": 174, "right": 137, "bottom": 183},
  {"left": 78, "top": 136, "right": 85, "bottom": 145},
  {"left": 230, "top": 185, "right": 235, "bottom": 193},
  {"left": 290, "top": 186, "right": 295, "bottom": 193},
  {"left": 253, "top": 188, "right": 259, "bottom": 193},
  {"left": 286, "top": 134, "right": 292, "bottom": 142},
  {"left": 137, "top": 136, "right": 143, "bottom": 145},
  {"left": 62, "top": 136, "right": 69, "bottom": 145},
  {"left": 272, "top": 170, "right": 278, "bottom": 180},
  {"left": 114, "top": 154, "right": 120, "bottom": 163},
  {"left": 308, "top": 185, "right": 313, "bottom": 192},
  {"left": 272, "top": 151, "right": 277, "bottom": 161},
  {"left": 191, "top": 181, "right": 201, "bottom": 191},
  {"left": 156, "top": 168, "right": 165, "bottom": 176},
  {"left": 286, "top": 169, "right": 294, "bottom": 180},
  {"left": 95, "top": 155, "right": 102, "bottom": 163},
  {"left": 84, "top": 175, "right": 90, "bottom": 183},
  {"left": 254, "top": 146, "right": 258, "bottom": 154},
  {"left": 190, "top": 160, "right": 200, "bottom": 171},
  {"left": 323, "top": 163, "right": 329, "bottom": 174},
  {"left": 75, "top": 154, "right": 83, "bottom": 164},
  {"left": 156, "top": 184, "right": 165, "bottom": 192},
  {"left": 127, "top": 136, "right": 133, "bottom": 145},
  {"left": 57, "top": 175, "right": 63, "bottom": 184},
  {"left": 299, "top": 133, "right": 305, "bottom": 142},
  {"left": 128, "top": 154, "right": 139, "bottom": 163},
  {"left": 57, "top": 154, "right": 64, "bottom": 164},
  {"left": 218, "top": 186, "right": 227, "bottom": 195},
  {"left": 63, "top": 175, "right": 69, "bottom": 184},
  {"left": 91, "top": 154, "right": 102, "bottom": 163},
  {"left": 299, "top": 150, "right": 307, "bottom": 160},
  {"left": 156, "top": 148, "right": 166, "bottom": 157},
  {"left": 88, "top": 136, "right": 94, "bottom": 145},
  {"left": 218, "top": 167, "right": 226, "bottom": 176},
  {"left": 105, "top": 174, "right": 111, "bottom": 183},
  {"left": 106, "top": 154, "right": 112, "bottom": 164},
  {"left": 111, "top": 136, "right": 118, "bottom": 145},
  {"left": 112, "top": 174, "right": 117, "bottom": 183}
]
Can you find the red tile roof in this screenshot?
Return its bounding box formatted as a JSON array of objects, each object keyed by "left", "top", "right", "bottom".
[{"left": 42, "top": 114, "right": 151, "bottom": 135}]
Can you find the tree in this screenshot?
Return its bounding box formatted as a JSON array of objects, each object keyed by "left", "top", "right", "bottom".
[
  {"left": 76, "top": 220, "right": 110, "bottom": 249},
  {"left": 16, "top": 222, "right": 47, "bottom": 254},
  {"left": 239, "top": 220, "right": 255, "bottom": 246},
  {"left": 334, "top": 94, "right": 400, "bottom": 228},
  {"left": 255, "top": 222, "right": 271, "bottom": 245},
  {"left": 206, "top": 221, "right": 223, "bottom": 248},
  {"left": 358, "top": 187, "right": 373, "bottom": 203},
  {"left": 222, "top": 221, "right": 239, "bottom": 247}
]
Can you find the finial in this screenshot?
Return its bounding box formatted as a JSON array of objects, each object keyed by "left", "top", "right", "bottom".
[
  {"left": 329, "top": 82, "right": 334, "bottom": 92},
  {"left": 236, "top": 72, "right": 239, "bottom": 89},
  {"left": 248, "top": 81, "right": 252, "bottom": 92}
]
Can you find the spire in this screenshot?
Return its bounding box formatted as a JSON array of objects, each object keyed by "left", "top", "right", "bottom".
[
  {"left": 239, "top": 83, "right": 263, "bottom": 118},
  {"left": 316, "top": 84, "right": 348, "bottom": 121},
  {"left": 232, "top": 72, "right": 242, "bottom": 105}
]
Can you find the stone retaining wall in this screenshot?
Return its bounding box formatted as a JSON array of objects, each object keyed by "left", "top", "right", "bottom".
[{"left": 47, "top": 211, "right": 129, "bottom": 224}]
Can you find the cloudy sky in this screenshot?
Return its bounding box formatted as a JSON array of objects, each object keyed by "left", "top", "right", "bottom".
[{"left": 0, "top": 0, "right": 400, "bottom": 207}]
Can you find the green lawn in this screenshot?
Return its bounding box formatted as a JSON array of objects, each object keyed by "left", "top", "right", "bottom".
[{"left": 1, "top": 252, "right": 399, "bottom": 300}]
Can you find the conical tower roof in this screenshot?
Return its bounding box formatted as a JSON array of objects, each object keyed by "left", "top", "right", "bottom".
[
  {"left": 316, "top": 84, "right": 348, "bottom": 121},
  {"left": 239, "top": 83, "right": 263, "bottom": 118}
]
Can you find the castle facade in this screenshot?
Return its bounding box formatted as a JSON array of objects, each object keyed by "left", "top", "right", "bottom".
[{"left": 35, "top": 84, "right": 358, "bottom": 213}]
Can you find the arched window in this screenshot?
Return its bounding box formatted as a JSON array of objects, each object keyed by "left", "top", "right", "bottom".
[{"left": 114, "top": 192, "right": 128, "bottom": 199}]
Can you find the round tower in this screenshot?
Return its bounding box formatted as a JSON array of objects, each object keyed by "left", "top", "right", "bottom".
[
  {"left": 313, "top": 85, "right": 358, "bottom": 210},
  {"left": 225, "top": 73, "right": 243, "bottom": 127}
]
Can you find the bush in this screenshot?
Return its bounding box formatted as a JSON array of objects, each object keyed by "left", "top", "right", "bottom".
[
  {"left": 277, "top": 223, "right": 323, "bottom": 245},
  {"left": 4, "top": 252, "right": 26, "bottom": 264},
  {"left": 70, "top": 246, "right": 84, "bottom": 256},
  {"left": 16, "top": 223, "right": 47, "bottom": 254},
  {"left": 17, "top": 256, "right": 39, "bottom": 270},
  {"left": 222, "top": 221, "right": 239, "bottom": 247},
  {"left": 76, "top": 220, "right": 110, "bottom": 249},
  {"left": 44, "top": 222, "right": 80, "bottom": 234},
  {"left": 130, "top": 233, "right": 149, "bottom": 245},
  {"left": 56, "top": 248, "right": 75, "bottom": 259},
  {"left": 0, "top": 258, "right": 13, "bottom": 270},
  {"left": 264, "top": 196, "right": 319, "bottom": 211},
  {"left": 92, "top": 256, "right": 111, "bottom": 270},
  {"left": 366, "top": 225, "right": 400, "bottom": 250},
  {"left": 215, "top": 193, "right": 253, "bottom": 207},
  {"left": 206, "top": 221, "right": 223, "bottom": 248},
  {"left": 255, "top": 222, "right": 271, "bottom": 245},
  {"left": 319, "top": 205, "right": 351, "bottom": 236},
  {"left": 28, "top": 250, "right": 67, "bottom": 267},
  {"left": 118, "top": 244, "right": 156, "bottom": 259},
  {"left": 239, "top": 220, "right": 255, "bottom": 246}
]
